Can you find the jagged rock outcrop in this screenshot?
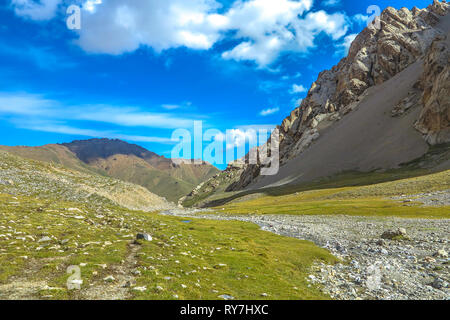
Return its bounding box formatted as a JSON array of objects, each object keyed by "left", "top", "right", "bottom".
[
  {"left": 229, "top": 0, "right": 450, "bottom": 191},
  {"left": 415, "top": 34, "right": 450, "bottom": 144}
]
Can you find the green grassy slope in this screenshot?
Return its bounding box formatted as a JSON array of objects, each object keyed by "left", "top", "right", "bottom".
[
  {"left": 0, "top": 151, "right": 337, "bottom": 300},
  {"left": 190, "top": 143, "right": 450, "bottom": 208},
  {"left": 214, "top": 169, "right": 450, "bottom": 219}
]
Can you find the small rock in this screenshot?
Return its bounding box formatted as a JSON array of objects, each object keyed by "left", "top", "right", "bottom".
[
  {"left": 136, "top": 233, "right": 152, "bottom": 241},
  {"left": 423, "top": 256, "right": 436, "bottom": 263},
  {"left": 133, "top": 286, "right": 147, "bottom": 292},
  {"left": 103, "top": 275, "right": 115, "bottom": 282},
  {"left": 381, "top": 228, "right": 408, "bottom": 240},
  {"left": 38, "top": 236, "right": 52, "bottom": 243},
  {"left": 430, "top": 278, "right": 447, "bottom": 290},
  {"left": 218, "top": 294, "right": 234, "bottom": 300}
]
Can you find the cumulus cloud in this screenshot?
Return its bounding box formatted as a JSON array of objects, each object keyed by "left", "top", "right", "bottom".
[
  {"left": 11, "top": 0, "right": 62, "bottom": 21},
  {"left": 291, "top": 84, "right": 307, "bottom": 94},
  {"left": 10, "top": 0, "right": 352, "bottom": 67},
  {"left": 215, "top": 128, "right": 258, "bottom": 149},
  {"left": 76, "top": 0, "right": 224, "bottom": 54},
  {"left": 221, "top": 2, "right": 349, "bottom": 66},
  {"left": 259, "top": 107, "right": 279, "bottom": 116}
]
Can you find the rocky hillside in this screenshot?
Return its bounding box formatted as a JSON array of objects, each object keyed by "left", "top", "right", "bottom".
[
  {"left": 0, "top": 150, "right": 171, "bottom": 211},
  {"left": 228, "top": 0, "right": 450, "bottom": 191},
  {"left": 0, "top": 139, "right": 219, "bottom": 203}
]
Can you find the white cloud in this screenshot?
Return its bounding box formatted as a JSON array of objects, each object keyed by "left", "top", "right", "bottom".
[
  {"left": 291, "top": 84, "right": 307, "bottom": 94},
  {"left": 260, "top": 107, "right": 279, "bottom": 116},
  {"left": 221, "top": 2, "right": 350, "bottom": 66},
  {"left": 303, "top": 10, "right": 349, "bottom": 41},
  {"left": 0, "top": 92, "right": 196, "bottom": 129},
  {"left": 10, "top": 0, "right": 352, "bottom": 67},
  {"left": 15, "top": 120, "right": 174, "bottom": 143},
  {"left": 84, "top": 0, "right": 102, "bottom": 13},
  {"left": 353, "top": 13, "right": 369, "bottom": 26},
  {"left": 75, "top": 0, "right": 224, "bottom": 54},
  {"left": 215, "top": 128, "right": 258, "bottom": 149},
  {"left": 11, "top": 0, "right": 62, "bottom": 21}
]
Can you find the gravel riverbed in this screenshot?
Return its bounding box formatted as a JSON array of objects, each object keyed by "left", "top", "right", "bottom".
[{"left": 161, "top": 209, "right": 449, "bottom": 300}]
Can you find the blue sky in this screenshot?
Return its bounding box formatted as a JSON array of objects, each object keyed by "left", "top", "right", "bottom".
[{"left": 0, "top": 0, "right": 432, "bottom": 168}]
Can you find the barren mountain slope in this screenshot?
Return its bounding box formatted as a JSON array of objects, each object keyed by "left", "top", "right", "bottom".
[
  {"left": 0, "top": 139, "right": 219, "bottom": 203},
  {"left": 233, "top": 1, "right": 450, "bottom": 191},
  {"left": 0, "top": 150, "right": 171, "bottom": 211}
]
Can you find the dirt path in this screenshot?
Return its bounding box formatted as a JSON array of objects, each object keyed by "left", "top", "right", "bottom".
[{"left": 79, "top": 242, "right": 141, "bottom": 300}]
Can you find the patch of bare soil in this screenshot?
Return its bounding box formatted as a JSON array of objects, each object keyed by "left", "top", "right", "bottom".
[{"left": 78, "top": 243, "right": 141, "bottom": 300}]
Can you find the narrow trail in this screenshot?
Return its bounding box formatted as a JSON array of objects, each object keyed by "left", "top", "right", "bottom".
[{"left": 79, "top": 242, "right": 141, "bottom": 300}]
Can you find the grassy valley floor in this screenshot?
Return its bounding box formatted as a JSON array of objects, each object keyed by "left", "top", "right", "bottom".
[
  {"left": 213, "top": 170, "right": 450, "bottom": 219},
  {"left": 0, "top": 193, "right": 337, "bottom": 300}
]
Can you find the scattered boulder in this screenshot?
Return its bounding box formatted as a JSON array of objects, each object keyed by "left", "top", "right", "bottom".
[
  {"left": 136, "top": 233, "right": 152, "bottom": 241},
  {"left": 381, "top": 228, "right": 408, "bottom": 240}
]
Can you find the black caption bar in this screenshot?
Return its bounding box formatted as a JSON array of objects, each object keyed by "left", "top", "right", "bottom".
[{"left": 1, "top": 300, "right": 446, "bottom": 319}]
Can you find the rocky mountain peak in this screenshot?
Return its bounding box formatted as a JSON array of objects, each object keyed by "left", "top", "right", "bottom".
[{"left": 228, "top": 0, "right": 450, "bottom": 191}]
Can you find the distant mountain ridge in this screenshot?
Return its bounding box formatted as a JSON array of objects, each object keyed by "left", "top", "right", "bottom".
[
  {"left": 0, "top": 138, "right": 219, "bottom": 203},
  {"left": 61, "top": 138, "right": 159, "bottom": 163}
]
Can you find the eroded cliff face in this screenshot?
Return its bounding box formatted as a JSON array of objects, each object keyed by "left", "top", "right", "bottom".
[
  {"left": 229, "top": 0, "right": 450, "bottom": 191},
  {"left": 415, "top": 33, "right": 450, "bottom": 144}
]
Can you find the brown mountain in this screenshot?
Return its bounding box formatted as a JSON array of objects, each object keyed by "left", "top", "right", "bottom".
[{"left": 0, "top": 138, "right": 219, "bottom": 203}]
